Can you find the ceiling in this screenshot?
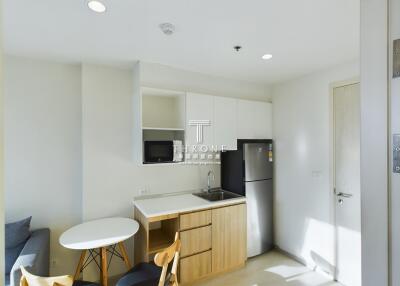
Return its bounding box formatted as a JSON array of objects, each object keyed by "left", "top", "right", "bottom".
[{"left": 3, "top": 0, "right": 360, "bottom": 85}]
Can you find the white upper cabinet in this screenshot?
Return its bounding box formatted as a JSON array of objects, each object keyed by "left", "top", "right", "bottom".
[
  {"left": 186, "top": 95, "right": 272, "bottom": 150},
  {"left": 186, "top": 93, "right": 214, "bottom": 147},
  {"left": 214, "top": 96, "right": 237, "bottom": 150},
  {"left": 237, "top": 99, "right": 272, "bottom": 139}
]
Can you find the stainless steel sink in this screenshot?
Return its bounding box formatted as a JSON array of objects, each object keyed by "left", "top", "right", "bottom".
[{"left": 193, "top": 189, "right": 242, "bottom": 202}]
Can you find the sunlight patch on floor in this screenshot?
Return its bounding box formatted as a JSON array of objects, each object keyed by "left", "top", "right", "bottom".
[
  {"left": 195, "top": 250, "right": 342, "bottom": 286},
  {"left": 265, "top": 264, "right": 310, "bottom": 279}
]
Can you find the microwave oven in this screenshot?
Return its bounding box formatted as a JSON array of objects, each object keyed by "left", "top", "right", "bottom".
[{"left": 144, "top": 140, "right": 182, "bottom": 164}]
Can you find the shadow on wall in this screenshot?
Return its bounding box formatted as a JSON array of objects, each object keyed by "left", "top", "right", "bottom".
[
  {"left": 310, "top": 251, "right": 336, "bottom": 277},
  {"left": 299, "top": 217, "right": 361, "bottom": 281},
  {"left": 299, "top": 218, "right": 335, "bottom": 275}
]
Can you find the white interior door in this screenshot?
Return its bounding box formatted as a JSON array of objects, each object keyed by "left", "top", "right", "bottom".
[{"left": 333, "top": 83, "right": 361, "bottom": 286}]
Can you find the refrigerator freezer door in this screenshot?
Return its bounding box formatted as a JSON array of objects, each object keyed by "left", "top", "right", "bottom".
[
  {"left": 221, "top": 150, "right": 245, "bottom": 196},
  {"left": 244, "top": 143, "right": 273, "bottom": 181},
  {"left": 246, "top": 179, "right": 273, "bottom": 257}
]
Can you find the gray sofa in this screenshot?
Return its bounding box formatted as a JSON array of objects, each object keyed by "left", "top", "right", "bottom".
[{"left": 5, "top": 229, "right": 50, "bottom": 286}]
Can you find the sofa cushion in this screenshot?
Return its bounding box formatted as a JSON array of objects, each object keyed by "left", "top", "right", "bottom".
[
  {"left": 6, "top": 242, "right": 26, "bottom": 274},
  {"left": 5, "top": 273, "right": 10, "bottom": 286},
  {"left": 5, "top": 217, "right": 32, "bottom": 274},
  {"left": 6, "top": 217, "right": 32, "bottom": 248}
]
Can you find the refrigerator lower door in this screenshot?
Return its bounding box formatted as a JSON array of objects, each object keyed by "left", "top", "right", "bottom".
[{"left": 246, "top": 179, "right": 273, "bottom": 257}]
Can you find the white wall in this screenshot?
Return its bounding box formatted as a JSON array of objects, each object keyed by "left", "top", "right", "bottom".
[
  {"left": 272, "top": 62, "right": 359, "bottom": 272},
  {"left": 360, "top": 0, "right": 389, "bottom": 284},
  {"left": 391, "top": 0, "right": 400, "bottom": 284},
  {"left": 0, "top": 1, "right": 4, "bottom": 283},
  {"left": 4, "top": 56, "right": 82, "bottom": 275},
  {"left": 140, "top": 62, "right": 272, "bottom": 101}
]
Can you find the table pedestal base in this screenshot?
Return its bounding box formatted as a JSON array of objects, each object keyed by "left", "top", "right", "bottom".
[{"left": 74, "top": 242, "right": 131, "bottom": 286}]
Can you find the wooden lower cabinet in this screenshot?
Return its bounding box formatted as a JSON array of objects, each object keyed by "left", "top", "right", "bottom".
[
  {"left": 180, "top": 225, "right": 212, "bottom": 257},
  {"left": 211, "top": 204, "right": 247, "bottom": 273},
  {"left": 180, "top": 250, "right": 212, "bottom": 283},
  {"left": 180, "top": 210, "right": 211, "bottom": 230},
  {"left": 134, "top": 203, "right": 246, "bottom": 285},
  {"left": 178, "top": 204, "right": 247, "bottom": 284}
]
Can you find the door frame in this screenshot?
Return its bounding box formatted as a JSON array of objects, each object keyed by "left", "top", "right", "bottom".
[{"left": 329, "top": 78, "right": 360, "bottom": 281}]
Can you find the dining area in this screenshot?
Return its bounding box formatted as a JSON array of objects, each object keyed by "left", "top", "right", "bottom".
[
  {"left": 19, "top": 217, "right": 180, "bottom": 286},
  {"left": 10, "top": 183, "right": 249, "bottom": 286}
]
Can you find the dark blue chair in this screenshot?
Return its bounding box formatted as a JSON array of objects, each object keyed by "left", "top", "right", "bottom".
[
  {"left": 116, "top": 233, "right": 181, "bottom": 286},
  {"left": 116, "top": 263, "right": 161, "bottom": 286}
]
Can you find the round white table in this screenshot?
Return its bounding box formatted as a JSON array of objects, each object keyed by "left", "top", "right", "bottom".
[{"left": 60, "top": 217, "right": 139, "bottom": 286}]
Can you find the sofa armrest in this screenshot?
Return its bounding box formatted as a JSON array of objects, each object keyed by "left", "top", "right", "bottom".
[{"left": 10, "top": 229, "right": 50, "bottom": 286}]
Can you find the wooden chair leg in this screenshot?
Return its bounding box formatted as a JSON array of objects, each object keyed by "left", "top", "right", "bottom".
[
  {"left": 99, "top": 249, "right": 103, "bottom": 286},
  {"left": 118, "top": 242, "right": 132, "bottom": 270},
  {"left": 74, "top": 250, "right": 87, "bottom": 280},
  {"left": 158, "top": 265, "right": 168, "bottom": 286},
  {"left": 101, "top": 247, "right": 108, "bottom": 286}
]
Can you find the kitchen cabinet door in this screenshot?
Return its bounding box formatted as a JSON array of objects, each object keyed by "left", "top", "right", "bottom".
[
  {"left": 180, "top": 250, "right": 212, "bottom": 283},
  {"left": 186, "top": 93, "right": 214, "bottom": 148},
  {"left": 237, "top": 99, "right": 272, "bottom": 139},
  {"left": 212, "top": 204, "right": 247, "bottom": 273},
  {"left": 214, "top": 96, "right": 237, "bottom": 150}
]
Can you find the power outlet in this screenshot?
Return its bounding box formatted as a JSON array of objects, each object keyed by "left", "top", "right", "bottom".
[
  {"left": 312, "top": 170, "right": 322, "bottom": 178},
  {"left": 139, "top": 186, "right": 150, "bottom": 196}
]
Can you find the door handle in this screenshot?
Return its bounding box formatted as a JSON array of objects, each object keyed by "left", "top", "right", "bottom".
[{"left": 336, "top": 192, "right": 353, "bottom": 198}]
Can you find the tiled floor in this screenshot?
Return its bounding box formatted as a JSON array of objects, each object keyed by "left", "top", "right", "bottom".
[{"left": 194, "top": 251, "right": 342, "bottom": 286}]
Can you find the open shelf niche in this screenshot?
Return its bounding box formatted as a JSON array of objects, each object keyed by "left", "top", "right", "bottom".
[
  {"left": 148, "top": 217, "right": 179, "bottom": 255},
  {"left": 141, "top": 87, "right": 185, "bottom": 130},
  {"left": 132, "top": 84, "right": 186, "bottom": 165}
]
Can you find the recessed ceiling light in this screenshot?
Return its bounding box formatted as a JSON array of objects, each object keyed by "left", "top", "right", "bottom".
[
  {"left": 159, "top": 23, "right": 175, "bottom": 35},
  {"left": 88, "top": 0, "right": 106, "bottom": 13},
  {"left": 262, "top": 54, "right": 273, "bottom": 60}
]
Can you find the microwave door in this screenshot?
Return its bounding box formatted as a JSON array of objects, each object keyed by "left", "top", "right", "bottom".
[{"left": 144, "top": 141, "right": 174, "bottom": 163}]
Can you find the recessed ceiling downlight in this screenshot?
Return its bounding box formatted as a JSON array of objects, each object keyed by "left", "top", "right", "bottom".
[
  {"left": 88, "top": 0, "right": 106, "bottom": 13},
  {"left": 262, "top": 54, "right": 273, "bottom": 60},
  {"left": 159, "top": 23, "right": 175, "bottom": 35}
]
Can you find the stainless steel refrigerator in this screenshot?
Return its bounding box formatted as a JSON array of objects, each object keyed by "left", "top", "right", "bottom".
[{"left": 221, "top": 140, "right": 273, "bottom": 257}]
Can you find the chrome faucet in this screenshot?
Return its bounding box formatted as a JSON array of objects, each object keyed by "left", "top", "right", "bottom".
[{"left": 207, "top": 170, "right": 215, "bottom": 192}]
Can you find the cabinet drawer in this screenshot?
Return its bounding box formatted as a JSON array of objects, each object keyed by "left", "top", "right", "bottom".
[
  {"left": 180, "top": 225, "right": 211, "bottom": 257},
  {"left": 180, "top": 210, "right": 211, "bottom": 230},
  {"left": 180, "top": 250, "right": 212, "bottom": 283}
]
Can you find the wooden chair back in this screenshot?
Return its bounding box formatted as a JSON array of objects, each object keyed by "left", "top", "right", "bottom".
[
  {"left": 154, "top": 232, "right": 181, "bottom": 286},
  {"left": 19, "top": 266, "right": 73, "bottom": 286}
]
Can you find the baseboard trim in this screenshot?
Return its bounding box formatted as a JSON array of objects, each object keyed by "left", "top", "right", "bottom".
[{"left": 273, "top": 245, "right": 308, "bottom": 266}]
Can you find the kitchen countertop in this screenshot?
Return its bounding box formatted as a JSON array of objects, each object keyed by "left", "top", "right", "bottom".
[{"left": 133, "top": 190, "right": 246, "bottom": 219}]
